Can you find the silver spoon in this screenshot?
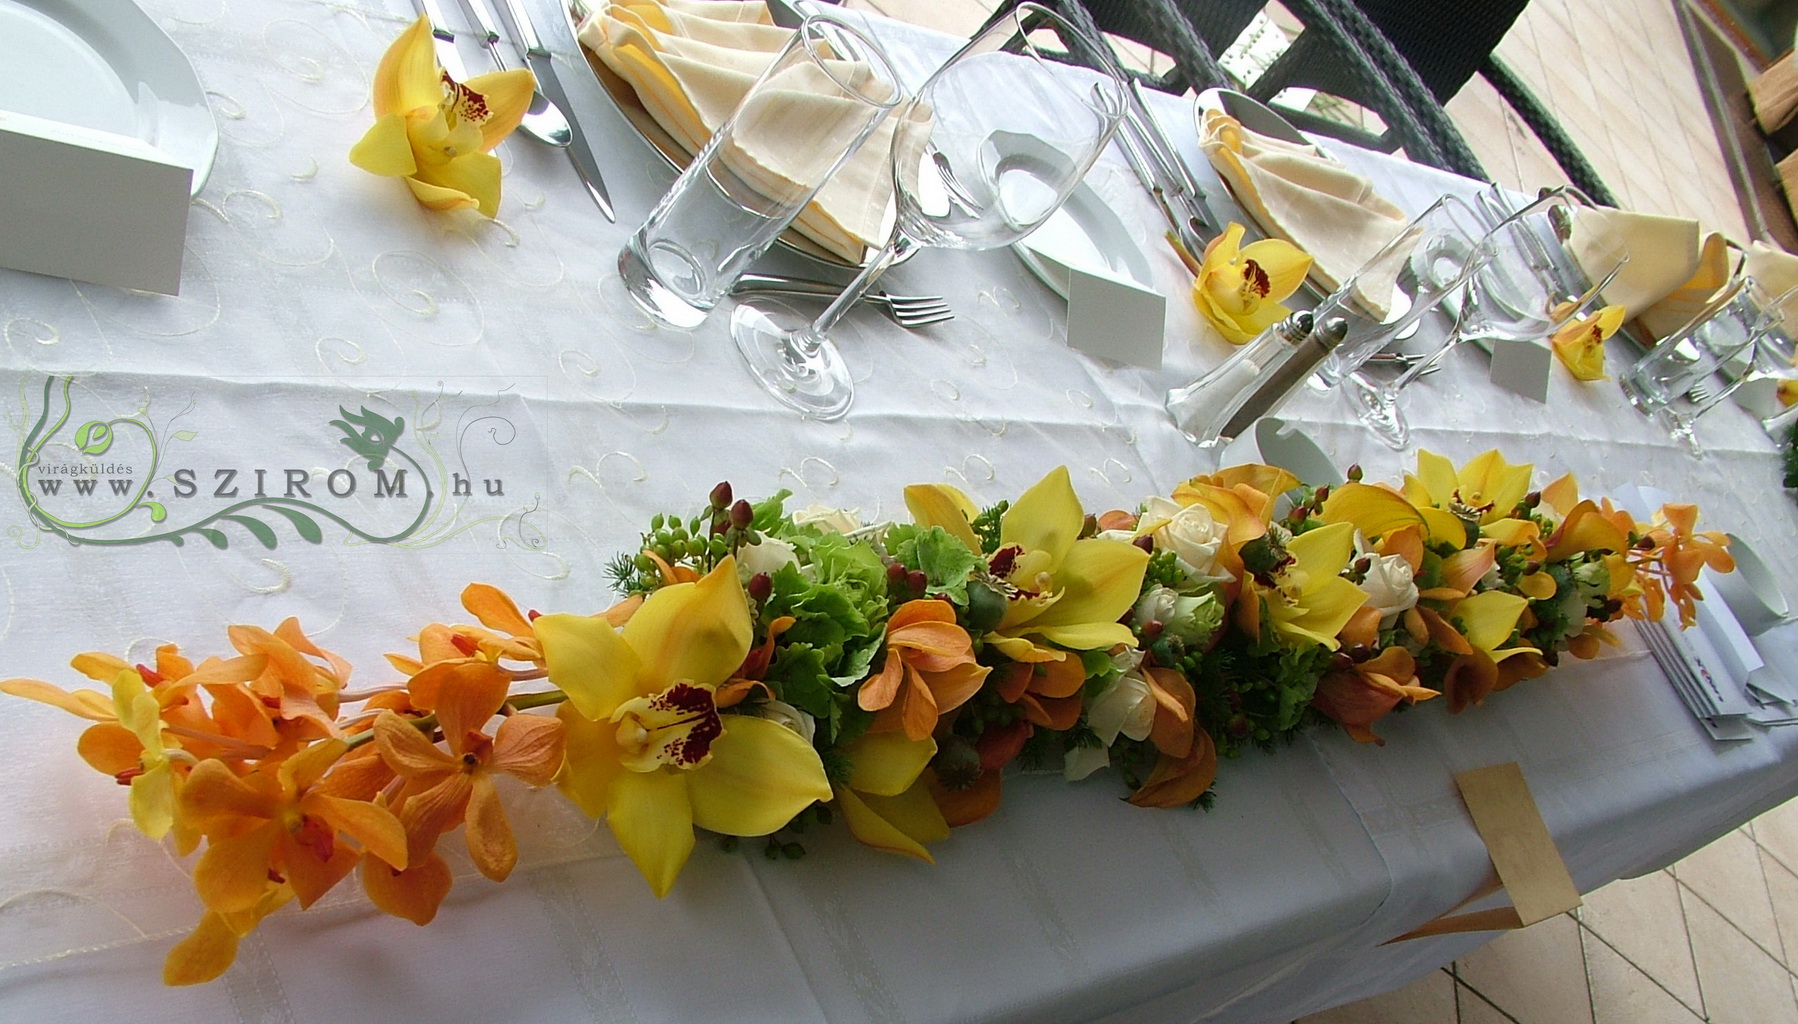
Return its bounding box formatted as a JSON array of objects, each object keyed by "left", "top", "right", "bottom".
[{"left": 459, "top": 0, "right": 573, "bottom": 147}]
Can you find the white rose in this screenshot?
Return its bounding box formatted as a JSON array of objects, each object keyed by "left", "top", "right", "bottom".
[
  {"left": 1359, "top": 553, "right": 1418, "bottom": 623},
  {"left": 738, "top": 535, "right": 799, "bottom": 577},
  {"left": 791, "top": 504, "right": 863, "bottom": 534},
  {"left": 1141, "top": 496, "right": 1228, "bottom": 580},
  {"left": 1087, "top": 672, "right": 1156, "bottom": 747},
  {"left": 1095, "top": 528, "right": 1137, "bottom": 545},
  {"left": 755, "top": 700, "right": 816, "bottom": 745}
]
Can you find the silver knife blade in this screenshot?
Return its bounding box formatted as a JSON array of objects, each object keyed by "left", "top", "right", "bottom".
[{"left": 497, "top": 0, "right": 615, "bottom": 220}]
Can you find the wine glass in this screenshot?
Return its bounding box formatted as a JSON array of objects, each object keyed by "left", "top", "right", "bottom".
[
  {"left": 730, "top": 2, "right": 1127, "bottom": 420},
  {"left": 1620, "top": 276, "right": 1797, "bottom": 454},
  {"left": 1306, "top": 193, "right": 1494, "bottom": 391},
  {"left": 1343, "top": 187, "right": 1630, "bottom": 450}
]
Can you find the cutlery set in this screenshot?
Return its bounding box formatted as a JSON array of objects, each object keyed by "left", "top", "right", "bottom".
[{"left": 411, "top": 0, "right": 613, "bottom": 219}]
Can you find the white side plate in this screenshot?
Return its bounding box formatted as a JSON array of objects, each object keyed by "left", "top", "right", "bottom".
[
  {"left": 0, "top": 0, "right": 216, "bottom": 195},
  {"left": 1013, "top": 180, "right": 1154, "bottom": 299}
]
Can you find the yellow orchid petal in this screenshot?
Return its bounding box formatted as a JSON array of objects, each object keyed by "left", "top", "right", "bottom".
[
  {"left": 1321, "top": 482, "right": 1424, "bottom": 540},
  {"left": 686, "top": 716, "right": 832, "bottom": 837},
  {"left": 1025, "top": 538, "right": 1150, "bottom": 632},
  {"left": 1458, "top": 450, "right": 1533, "bottom": 518},
  {"left": 1210, "top": 464, "right": 1301, "bottom": 498},
  {"left": 1000, "top": 467, "right": 1083, "bottom": 568},
  {"left": 1547, "top": 500, "right": 1631, "bottom": 561},
  {"left": 0, "top": 678, "right": 116, "bottom": 721},
  {"left": 1033, "top": 621, "right": 1139, "bottom": 650},
  {"left": 845, "top": 731, "right": 937, "bottom": 797},
  {"left": 835, "top": 782, "right": 949, "bottom": 862},
  {"left": 1453, "top": 590, "right": 1530, "bottom": 653},
  {"left": 1480, "top": 518, "right": 1541, "bottom": 548},
  {"left": 1238, "top": 236, "right": 1314, "bottom": 301},
  {"left": 1418, "top": 506, "right": 1471, "bottom": 549},
  {"left": 402, "top": 175, "right": 483, "bottom": 214},
  {"left": 1542, "top": 472, "right": 1580, "bottom": 517},
  {"left": 348, "top": 113, "right": 419, "bottom": 178},
  {"left": 463, "top": 69, "right": 536, "bottom": 150},
  {"left": 606, "top": 768, "right": 694, "bottom": 898},
  {"left": 129, "top": 761, "right": 177, "bottom": 840},
  {"left": 984, "top": 633, "right": 1056, "bottom": 662},
  {"left": 1287, "top": 521, "right": 1357, "bottom": 578},
  {"left": 537, "top": 613, "right": 642, "bottom": 722},
  {"left": 372, "top": 16, "right": 442, "bottom": 117},
  {"left": 410, "top": 150, "right": 503, "bottom": 218},
  {"left": 1273, "top": 576, "right": 1369, "bottom": 649},
  {"left": 1411, "top": 451, "right": 1457, "bottom": 508},
  {"left": 555, "top": 701, "right": 627, "bottom": 818},
  {"left": 622, "top": 558, "right": 752, "bottom": 692},
  {"left": 903, "top": 483, "right": 981, "bottom": 552},
  {"left": 163, "top": 912, "right": 240, "bottom": 986}
]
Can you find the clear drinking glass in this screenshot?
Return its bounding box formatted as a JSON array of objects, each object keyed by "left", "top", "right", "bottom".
[
  {"left": 1343, "top": 187, "right": 1629, "bottom": 450},
  {"left": 1620, "top": 276, "right": 1794, "bottom": 453},
  {"left": 728, "top": 2, "right": 1127, "bottom": 420},
  {"left": 617, "top": 15, "right": 902, "bottom": 330},
  {"left": 1307, "top": 193, "right": 1492, "bottom": 391}
]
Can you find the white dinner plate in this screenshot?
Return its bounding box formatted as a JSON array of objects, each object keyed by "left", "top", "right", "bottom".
[
  {"left": 0, "top": 0, "right": 217, "bottom": 195},
  {"left": 1013, "top": 180, "right": 1155, "bottom": 299}
]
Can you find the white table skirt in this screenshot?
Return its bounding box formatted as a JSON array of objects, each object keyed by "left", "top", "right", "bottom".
[{"left": 0, "top": 2, "right": 1794, "bottom": 1022}]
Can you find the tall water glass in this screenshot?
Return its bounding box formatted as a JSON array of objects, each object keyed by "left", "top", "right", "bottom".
[
  {"left": 618, "top": 15, "right": 901, "bottom": 329},
  {"left": 1620, "top": 276, "right": 1791, "bottom": 453}
]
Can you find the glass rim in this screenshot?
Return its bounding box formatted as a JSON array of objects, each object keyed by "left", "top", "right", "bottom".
[{"left": 794, "top": 13, "right": 904, "bottom": 109}]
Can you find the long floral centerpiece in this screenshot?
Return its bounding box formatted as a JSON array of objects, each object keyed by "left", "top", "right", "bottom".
[{"left": 3, "top": 449, "right": 1732, "bottom": 984}]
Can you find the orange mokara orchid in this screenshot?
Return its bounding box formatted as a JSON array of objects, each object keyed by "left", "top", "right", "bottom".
[
  {"left": 858, "top": 600, "right": 989, "bottom": 741},
  {"left": 365, "top": 661, "right": 564, "bottom": 923}
]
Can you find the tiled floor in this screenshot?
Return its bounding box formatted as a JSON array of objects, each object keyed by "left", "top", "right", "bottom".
[
  {"left": 1303, "top": 801, "right": 1798, "bottom": 1023},
  {"left": 842, "top": 0, "right": 1792, "bottom": 1020}
]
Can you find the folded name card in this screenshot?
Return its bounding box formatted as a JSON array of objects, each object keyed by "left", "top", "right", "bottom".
[
  {"left": 1390, "top": 761, "right": 1581, "bottom": 940},
  {"left": 0, "top": 110, "right": 192, "bottom": 294},
  {"left": 1488, "top": 336, "right": 1553, "bottom": 403},
  {"left": 1065, "top": 264, "right": 1166, "bottom": 371}
]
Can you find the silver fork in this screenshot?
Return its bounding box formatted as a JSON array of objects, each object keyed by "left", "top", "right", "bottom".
[{"left": 729, "top": 273, "right": 954, "bottom": 329}]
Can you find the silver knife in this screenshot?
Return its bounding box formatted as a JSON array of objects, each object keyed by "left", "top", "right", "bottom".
[{"left": 495, "top": 0, "right": 615, "bottom": 220}]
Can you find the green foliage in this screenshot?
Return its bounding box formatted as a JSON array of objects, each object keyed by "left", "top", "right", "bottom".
[
  {"left": 888, "top": 525, "right": 981, "bottom": 603},
  {"left": 970, "top": 500, "right": 1008, "bottom": 553}
]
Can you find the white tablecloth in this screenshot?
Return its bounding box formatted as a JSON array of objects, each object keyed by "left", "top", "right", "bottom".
[{"left": 1, "top": 2, "right": 1795, "bottom": 1022}]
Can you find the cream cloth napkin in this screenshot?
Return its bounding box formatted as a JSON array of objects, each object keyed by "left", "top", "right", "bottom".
[
  {"left": 580, "top": 0, "right": 899, "bottom": 263},
  {"left": 1743, "top": 241, "right": 1798, "bottom": 333},
  {"left": 1567, "top": 206, "right": 1731, "bottom": 338},
  {"left": 1198, "top": 109, "right": 1408, "bottom": 295}
]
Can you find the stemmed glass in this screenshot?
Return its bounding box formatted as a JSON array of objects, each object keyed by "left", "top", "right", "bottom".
[
  {"left": 1343, "top": 188, "right": 1629, "bottom": 450},
  {"left": 730, "top": 2, "right": 1127, "bottom": 420},
  {"left": 1619, "top": 276, "right": 1797, "bottom": 453}
]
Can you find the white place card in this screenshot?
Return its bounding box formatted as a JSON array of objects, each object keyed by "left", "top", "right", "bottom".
[
  {"left": 1488, "top": 335, "right": 1553, "bottom": 403},
  {"left": 1065, "top": 264, "right": 1166, "bottom": 370},
  {"left": 0, "top": 110, "right": 192, "bottom": 295}
]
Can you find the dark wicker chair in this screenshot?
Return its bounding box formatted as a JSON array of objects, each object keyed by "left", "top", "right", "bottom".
[{"left": 1246, "top": 0, "right": 1619, "bottom": 206}]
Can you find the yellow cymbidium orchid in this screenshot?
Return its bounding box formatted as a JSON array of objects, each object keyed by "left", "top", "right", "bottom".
[
  {"left": 348, "top": 16, "right": 534, "bottom": 217},
  {"left": 1186, "top": 223, "right": 1313, "bottom": 344},
  {"left": 1249, "top": 521, "right": 1369, "bottom": 650},
  {"left": 987, "top": 468, "right": 1149, "bottom": 662},
  {"left": 1550, "top": 305, "right": 1623, "bottom": 381},
  {"left": 1400, "top": 449, "right": 1540, "bottom": 548},
  {"left": 833, "top": 731, "right": 948, "bottom": 862},
  {"left": 539, "top": 558, "right": 832, "bottom": 897},
  {"left": 1439, "top": 590, "right": 1546, "bottom": 712}
]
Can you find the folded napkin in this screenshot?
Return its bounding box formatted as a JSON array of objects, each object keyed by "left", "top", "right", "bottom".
[
  {"left": 1198, "top": 109, "right": 1408, "bottom": 295},
  {"left": 1743, "top": 240, "right": 1798, "bottom": 333},
  {"left": 1567, "top": 206, "right": 1731, "bottom": 338},
  {"left": 580, "top": 0, "right": 899, "bottom": 263}
]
